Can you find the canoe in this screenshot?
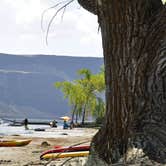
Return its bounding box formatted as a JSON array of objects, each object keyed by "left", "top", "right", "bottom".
[
  {"left": 40, "top": 145, "right": 90, "bottom": 158},
  {"left": 41, "top": 151, "right": 89, "bottom": 160},
  {"left": 0, "top": 139, "right": 31, "bottom": 147}
]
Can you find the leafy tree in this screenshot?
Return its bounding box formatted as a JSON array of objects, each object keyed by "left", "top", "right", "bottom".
[
  {"left": 55, "top": 81, "right": 85, "bottom": 123},
  {"left": 77, "top": 68, "right": 105, "bottom": 124},
  {"left": 93, "top": 97, "right": 105, "bottom": 120},
  {"left": 77, "top": 69, "right": 97, "bottom": 124},
  {"left": 55, "top": 67, "right": 105, "bottom": 124},
  {"left": 78, "top": 0, "right": 166, "bottom": 165}
]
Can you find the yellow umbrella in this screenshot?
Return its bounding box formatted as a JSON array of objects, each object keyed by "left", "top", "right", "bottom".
[{"left": 60, "top": 116, "right": 71, "bottom": 121}]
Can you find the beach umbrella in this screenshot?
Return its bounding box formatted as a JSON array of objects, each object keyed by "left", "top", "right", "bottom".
[{"left": 60, "top": 116, "right": 70, "bottom": 121}]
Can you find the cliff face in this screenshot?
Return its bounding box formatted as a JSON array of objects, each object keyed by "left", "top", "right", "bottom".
[{"left": 0, "top": 53, "right": 103, "bottom": 119}]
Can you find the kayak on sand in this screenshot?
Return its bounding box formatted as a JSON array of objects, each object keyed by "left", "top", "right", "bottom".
[
  {"left": 41, "top": 151, "right": 89, "bottom": 160},
  {"left": 40, "top": 145, "right": 90, "bottom": 159},
  {"left": 0, "top": 139, "right": 31, "bottom": 147}
]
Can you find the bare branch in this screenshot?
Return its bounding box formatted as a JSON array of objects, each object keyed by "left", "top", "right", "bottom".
[
  {"left": 43, "top": 0, "right": 75, "bottom": 45},
  {"left": 41, "top": 1, "right": 65, "bottom": 32}
]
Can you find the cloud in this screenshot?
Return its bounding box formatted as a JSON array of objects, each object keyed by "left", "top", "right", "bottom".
[
  {"left": 1, "top": 0, "right": 165, "bottom": 57},
  {"left": 4, "top": 0, "right": 49, "bottom": 24},
  {"left": 0, "top": 0, "right": 102, "bottom": 57}
]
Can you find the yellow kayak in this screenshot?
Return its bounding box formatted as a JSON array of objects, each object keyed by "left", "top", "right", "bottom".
[
  {"left": 0, "top": 139, "right": 31, "bottom": 147},
  {"left": 41, "top": 151, "right": 89, "bottom": 160}
]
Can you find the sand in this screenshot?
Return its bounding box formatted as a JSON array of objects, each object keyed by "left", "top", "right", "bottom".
[{"left": 0, "top": 128, "right": 98, "bottom": 166}]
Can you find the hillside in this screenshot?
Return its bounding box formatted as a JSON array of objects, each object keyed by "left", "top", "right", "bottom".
[{"left": 0, "top": 53, "right": 103, "bottom": 119}]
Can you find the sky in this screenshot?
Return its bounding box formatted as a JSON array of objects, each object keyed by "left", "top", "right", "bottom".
[
  {"left": 1, "top": 0, "right": 165, "bottom": 58},
  {"left": 0, "top": 0, "right": 103, "bottom": 57}
]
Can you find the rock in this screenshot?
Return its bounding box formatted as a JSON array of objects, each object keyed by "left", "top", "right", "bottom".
[{"left": 41, "top": 141, "right": 50, "bottom": 147}]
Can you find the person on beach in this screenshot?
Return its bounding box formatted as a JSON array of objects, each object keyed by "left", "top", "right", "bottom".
[
  {"left": 63, "top": 120, "right": 69, "bottom": 129},
  {"left": 50, "top": 120, "right": 57, "bottom": 128},
  {"left": 24, "top": 118, "right": 29, "bottom": 130}
]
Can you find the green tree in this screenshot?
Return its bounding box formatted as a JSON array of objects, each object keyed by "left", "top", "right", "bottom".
[
  {"left": 55, "top": 81, "right": 85, "bottom": 123},
  {"left": 93, "top": 97, "right": 105, "bottom": 121},
  {"left": 55, "top": 67, "right": 105, "bottom": 124},
  {"left": 77, "top": 68, "right": 105, "bottom": 124},
  {"left": 77, "top": 69, "right": 95, "bottom": 124}
]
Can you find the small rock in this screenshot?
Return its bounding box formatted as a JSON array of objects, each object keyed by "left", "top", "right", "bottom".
[
  {"left": 11, "top": 134, "right": 20, "bottom": 136},
  {"left": 0, "top": 160, "right": 11, "bottom": 164},
  {"left": 61, "top": 133, "right": 68, "bottom": 135},
  {"left": 41, "top": 141, "right": 50, "bottom": 147}
]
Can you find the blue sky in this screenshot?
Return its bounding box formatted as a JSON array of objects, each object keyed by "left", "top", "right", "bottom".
[{"left": 0, "top": 0, "right": 103, "bottom": 57}]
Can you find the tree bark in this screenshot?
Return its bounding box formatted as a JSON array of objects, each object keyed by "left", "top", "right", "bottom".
[
  {"left": 71, "top": 104, "right": 77, "bottom": 123},
  {"left": 81, "top": 103, "right": 87, "bottom": 125},
  {"left": 78, "top": 0, "right": 97, "bottom": 15},
  {"left": 78, "top": 0, "right": 166, "bottom": 165}
]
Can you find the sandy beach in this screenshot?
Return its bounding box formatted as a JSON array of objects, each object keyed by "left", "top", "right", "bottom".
[{"left": 0, "top": 127, "right": 98, "bottom": 166}]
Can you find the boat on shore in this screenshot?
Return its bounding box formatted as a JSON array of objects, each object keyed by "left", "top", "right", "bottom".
[
  {"left": 41, "top": 151, "right": 89, "bottom": 160},
  {"left": 0, "top": 139, "right": 31, "bottom": 147},
  {"left": 8, "top": 123, "right": 23, "bottom": 127},
  {"left": 40, "top": 145, "right": 90, "bottom": 159}
]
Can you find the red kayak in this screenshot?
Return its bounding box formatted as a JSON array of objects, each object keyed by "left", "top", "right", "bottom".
[{"left": 40, "top": 145, "right": 90, "bottom": 159}]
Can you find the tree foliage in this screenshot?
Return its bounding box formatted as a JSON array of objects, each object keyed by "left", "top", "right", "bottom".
[{"left": 55, "top": 67, "right": 105, "bottom": 124}]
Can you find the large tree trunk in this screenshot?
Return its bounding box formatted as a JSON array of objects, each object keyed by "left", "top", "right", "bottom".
[{"left": 78, "top": 0, "right": 166, "bottom": 165}]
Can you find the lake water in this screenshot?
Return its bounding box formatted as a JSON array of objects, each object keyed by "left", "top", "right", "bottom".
[{"left": 0, "top": 119, "right": 85, "bottom": 138}]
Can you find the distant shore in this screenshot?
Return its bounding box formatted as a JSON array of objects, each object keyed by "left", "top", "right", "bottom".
[{"left": 0, "top": 128, "right": 98, "bottom": 166}]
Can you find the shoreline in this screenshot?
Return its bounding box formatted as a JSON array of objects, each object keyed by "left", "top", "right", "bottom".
[{"left": 0, "top": 128, "right": 98, "bottom": 166}]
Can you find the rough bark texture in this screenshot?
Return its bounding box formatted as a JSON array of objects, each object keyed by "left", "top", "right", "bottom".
[
  {"left": 78, "top": 0, "right": 166, "bottom": 165},
  {"left": 77, "top": 0, "right": 97, "bottom": 15}
]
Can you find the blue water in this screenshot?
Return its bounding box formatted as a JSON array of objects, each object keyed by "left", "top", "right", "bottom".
[
  {"left": 0, "top": 118, "right": 66, "bottom": 137},
  {"left": 0, "top": 123, "right": 86, "bottom": 138}
]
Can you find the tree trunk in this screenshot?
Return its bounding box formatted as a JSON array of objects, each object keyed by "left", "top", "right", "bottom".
[
  {"left": 71, "top": 104, "right": 77, "bottom": 123},
  {"left": 77, "top": 0, "right": 97, "bottom": 15},
  {"left": 75, "top": 110, "right": 78, "bottom": 124},
  {"left": 82, "top": 103, "right": 87, "bottom": 125},
  {"left": 78, "top": 0, "right": 166, "bottom": 165}
]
